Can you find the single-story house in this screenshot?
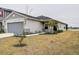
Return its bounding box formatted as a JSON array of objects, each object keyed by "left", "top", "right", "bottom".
[{"left": 0, "top": 7, "right": 68, "bottom": 35}]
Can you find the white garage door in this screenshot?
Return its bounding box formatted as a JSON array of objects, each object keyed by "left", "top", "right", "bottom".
[{"left": 7, "top": 22, "right": 24, "bottom": 35}]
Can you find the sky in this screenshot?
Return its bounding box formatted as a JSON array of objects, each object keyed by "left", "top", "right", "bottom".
[{"left": 0, "top": 4, "right": 79, "bottom": 27}]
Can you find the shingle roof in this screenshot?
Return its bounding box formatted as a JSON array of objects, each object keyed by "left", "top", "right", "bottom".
[
  {"left": 36, "top": 15, "right": 52, "bottom": 19},
  {"left": 36, "top": 15, "right": 67, "bottom": 25}
]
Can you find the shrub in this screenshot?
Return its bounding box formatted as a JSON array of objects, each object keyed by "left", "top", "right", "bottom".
[
  {"left": 57, "top": 30, "right": 63, "bottom": 33},
  {"left": 0, "top": 29, "right": 5, "bottom": 33}
]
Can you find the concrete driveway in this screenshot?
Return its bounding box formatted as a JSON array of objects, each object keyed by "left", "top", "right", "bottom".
[{"left": 0, "top": 33, "right": 14, "bottom": 38}]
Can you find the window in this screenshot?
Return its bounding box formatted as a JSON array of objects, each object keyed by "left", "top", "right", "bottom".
[{"left": 45, "top": 26, "right": 48, "bottom": 29}]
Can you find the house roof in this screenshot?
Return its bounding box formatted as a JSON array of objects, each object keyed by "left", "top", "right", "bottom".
[
  {"left": 0, "top": 7, "right": 12, "bottom": 13},
  {"left": 36, "top": 15, "right": 55, "bottom": 21},
  {"left": 0, "top": 7, "right": 67, "bottom": 25},
  {"left": 0, "top": 7, "right": 37, "bottom": 18},
  {"left": 36, "top": 15, "right": 67, "bottom": 25},
  {"left": 0, "top": 7, "right": 41, "bottom": 22},
  {"left": 15, "top": 11, "right": 37, "bottom": 19},
  {"left": 36, "top": 15, "right": 52, "bottom": 19}
]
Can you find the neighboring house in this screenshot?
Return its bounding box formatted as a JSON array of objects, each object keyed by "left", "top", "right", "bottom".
[
  {"left": 0, "top": 8, "right": 12, "bottom": 33},
  {"left": 0, "top": 7, "right": 68, "bottom": 35}
]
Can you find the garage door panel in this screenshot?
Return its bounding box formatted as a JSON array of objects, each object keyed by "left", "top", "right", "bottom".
[{"left": 7, "top": 22, "right": 24, "bottom": 35}]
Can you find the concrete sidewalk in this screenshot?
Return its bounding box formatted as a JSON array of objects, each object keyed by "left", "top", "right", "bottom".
[
  {"left": 26, "top": 32, "right": 45, "bottom": 36},
  {"left": 0, "top": 32, "right": 45, "bottom": 38},
  {"left": 0, "top": 33, "right": 14, "bottom": 38}
]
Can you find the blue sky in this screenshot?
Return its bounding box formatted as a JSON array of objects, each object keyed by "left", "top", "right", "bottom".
[{"left": 0, "top": 4, "right": 79, "bottom": 27}]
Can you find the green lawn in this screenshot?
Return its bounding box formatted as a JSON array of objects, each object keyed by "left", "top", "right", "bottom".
[{"left": 0, "top": 31, "right": 79, "bottom": 55}]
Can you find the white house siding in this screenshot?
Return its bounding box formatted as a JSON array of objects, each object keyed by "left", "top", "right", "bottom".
[
  {"left": 24, "top": 19, "right": 43, "bottom": 33},
  {"left": 2, "top": 12, "right": 44, "bottom": 35},
  {"left": 57, "top": 23, "right": 66, "bottom": 31},
  {"left": 3, "top": 12, "right": 25, "bottom": 33},
  {"left": 45, "top": 26, "right": 54, "bottom": 33}
]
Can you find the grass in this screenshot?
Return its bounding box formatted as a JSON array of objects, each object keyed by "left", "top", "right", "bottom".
[{"left": 0, "top": 31, "right": 79, "bottom": 55}]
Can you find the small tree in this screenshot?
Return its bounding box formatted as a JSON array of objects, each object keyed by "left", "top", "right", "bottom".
[
  {"left": 19, "top": 31, "right": 26, "bottom": 46},
  {"left": 47, "top": 20, "right": 58, "bottom": 27},
  {"left": 46, "top": 20, "right": 58, "bottom": 33}
]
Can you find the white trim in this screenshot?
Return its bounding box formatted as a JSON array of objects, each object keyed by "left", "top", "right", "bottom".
[
  {"left": 14, "top": 12, "right": 41, "bottom": 22},
  {"left": 5, "top": 11, "right": 27, "bottom": 20},
  {"left": 13, "top": 11, "right": 28, "bottom": 18},
  {"left": 5, "top": 11, "right": 41, "bottom": 22},
  {"left": 4, "top": 11, "right": 14, "bottom": 20}
]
